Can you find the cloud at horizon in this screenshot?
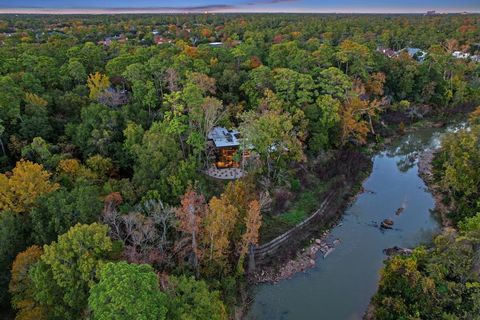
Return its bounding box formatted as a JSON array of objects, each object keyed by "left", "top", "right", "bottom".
[{"left": 0, "top": 0, "right": 479, "bottom": 13}]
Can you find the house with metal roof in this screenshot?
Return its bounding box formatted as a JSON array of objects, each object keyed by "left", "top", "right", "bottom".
[{"left": 207, "top": 127, "right": 242, "bottom": 169}]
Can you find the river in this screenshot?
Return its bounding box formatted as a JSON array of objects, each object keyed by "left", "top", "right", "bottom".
[{"left": 246, "top": 123, "right": 464, "bottom": 320}]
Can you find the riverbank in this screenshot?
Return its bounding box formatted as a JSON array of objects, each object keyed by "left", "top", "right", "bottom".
[
  {"left": 363, "top": 149, "right": 441, "bottom": 320},
  {"left": 251, "top": 230, "right": 335, "bottom": 283},
  {"left": 245, "top": 115, "right": 475, "bottom": 319},
  {"left": 250, "top": 149, "right": 372, "bottom": 282},
  {"left": 242, "top": 104, "right": 473, "bottom": 319},
  {"left": 363, "top": 121, "right": 465, "bottom": 320},
  {"left": 418, "top": 150, "right": 453, "bottom": 227},
  {"left": 248, "top": 117, "right": 452, "bottom": 285}
]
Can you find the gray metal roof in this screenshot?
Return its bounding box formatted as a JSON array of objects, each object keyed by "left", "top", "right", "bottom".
[{"left": 208, "top": 127, "right": 240, "bottom": 148}]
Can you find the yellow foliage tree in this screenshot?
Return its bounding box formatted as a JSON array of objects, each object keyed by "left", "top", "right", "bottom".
[
  {"left": 240, "top": 200, "right": 262, "bottom": 256},
  {"left": 221, "top": 180, "right": 260, "bottom": 251},
  {"left": 203, "top": 196, "right": 238, "bottom": 271},
  {"left": 57, "top": 158, "right": 96, "bottom": 181},
  {"left": 87, "top": 72, "right": 110, "bottom": 100},
  {"left": 183, "top": 46, "right": 199, "bottom": 59},
  {"left": 340, "top": 81, "right": 382, "bottom": 145},
  {"left": 24, "top": 93, "right": 48, "bottom": 108},
  {"left": 57, "top": 158, "right": 81, "bottom": 176},
  {"left": 340, "top": 97, "right": 371, "bottom": 145},
  {"left": 9, "top": 245, "right": 47, "bottom": 320},
  {"left": 468, "top": 106, "right": 480, "bottom": 125},
  {"left": 0, "top": 160, "right": 59, "bottom": 214}
]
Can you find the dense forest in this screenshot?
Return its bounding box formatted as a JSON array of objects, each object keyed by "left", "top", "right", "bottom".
[{"left": 0, "top": 13, "right": 479, "bottom": 319}]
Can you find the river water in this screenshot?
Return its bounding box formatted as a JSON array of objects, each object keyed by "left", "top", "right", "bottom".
[{"left": 246, "top": 124, "right": 464, "bottom": 320}]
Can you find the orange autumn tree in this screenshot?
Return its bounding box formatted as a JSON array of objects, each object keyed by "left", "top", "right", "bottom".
[
  {"left": 203, "top": 196, "right": 238, "bottom": 273},
  {"left": 9, "top": 245, "right": 47, "bottom": 320},
  {"left": 0, "top": 160, "right": 59, "bottom": 214},
  {"left": 237, "top": 200, "right": 262, "bottom": 274},
  {"left": 340, "top": 96, "right": 372, "bottom": 145},
  {"left": 249, "top": 56, "right": 262, "bottom": 69},
  {"left": 340, "top": 78, "right": 384, "bottom": 145},
  {"left": 200, "top": 28, "right": 212, "bottom": 38},
  {"left": 174, "top": 188, "right": 206, "bottom": 277}
]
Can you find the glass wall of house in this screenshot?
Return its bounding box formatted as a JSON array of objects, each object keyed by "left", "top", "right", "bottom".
[{"left": 215, "top": 147, "right": 240, "bottom": 168}]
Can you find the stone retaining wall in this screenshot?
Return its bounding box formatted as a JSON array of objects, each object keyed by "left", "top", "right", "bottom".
[{"left": 251, "top": 184, "right": 348, "bottom": 268}]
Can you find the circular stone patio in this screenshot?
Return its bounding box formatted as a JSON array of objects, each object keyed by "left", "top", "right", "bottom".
[{"left": 205, "top": 167, "right": 245, "bottom": 180}]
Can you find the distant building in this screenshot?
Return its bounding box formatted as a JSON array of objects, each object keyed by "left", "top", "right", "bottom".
[
  {"left": 98, "top": 37, "right": 112, "bottom": 46},
  {"left": 377, "top": 47, "right": 397, "bottom": 58},
  {"left": 452, "top": 51, "right": 471, "bottom": 59},
  {"left": 208, "top": 42, "right": 223, "bottom": 47},
  {"left": 98, "top": 34, "right": 127, "bottom": 46},
  {"left": 153, "top": 35, "right": 172, "bottom": 45},
  {"left": 426, "top": 10, "right": 436, "bottom": 15},
  {"left": 400, "top": 47, "right": 427, "bottom": 62}
]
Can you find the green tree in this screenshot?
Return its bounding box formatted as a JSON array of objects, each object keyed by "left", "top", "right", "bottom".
[
  {"left": 270, "top": 68, "right": 316, "bottom": 113},
  {"left": 0, "top": 211, "right": 31, "bottom": 307},
  {"left": 268, "top": 41, "right": 314, "bottom": 72},
  {"left": 0, "top": 76, "right": 22, "bottom": 125},
  {"left": 68, "top": 103, "right": 124, "bottom": 159},
  {"left": 30, "top": 223, "right": 114, "bottom": 319},
  {"left": 316, "top": 67, "right": 352, "bottom": 101},
  {"left": 305, "top": 95, "right": 341, "bottom": 153},
  {"left": 130, "top": 121, "right": 188, "bottom": 203},
  {"left": 88, "top": 262, "right": 167, "bottom": 320},
  {"left": 30, "top": 184, "right": 103, "bottom": 245},
  {"left": 60, "top": 58, "right": 87, "bottom": 86},
  {"left": 240, "top": 96, "right": 304, "bottom": 181},
  {"left": 438, "top": 124, "right": 480, "bottom": 222},
  {"left": 66, "top": 42, "right": 106, "bottom": 74},
  {"left": 335, "top": 40, "right": 372, "bottom": 78},
  {"left": 166, "top": 275, "right": 227, "bottom": 320},
  {"left": 19, "top": 94, "right": 53, "bottom": 141}
]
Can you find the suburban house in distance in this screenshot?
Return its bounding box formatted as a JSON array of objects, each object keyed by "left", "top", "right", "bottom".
[
  {"left": 377, "top": 47, "right": 429, "bottom": 62},
  {"left": 206, "top": 127, "right": 247, "bottom": 180},
  {"left": 402, "top": 47, "right": 428, "bottom": 62},
  {"left": 376, "top": 47, "right": 397, "bottom": 58}
]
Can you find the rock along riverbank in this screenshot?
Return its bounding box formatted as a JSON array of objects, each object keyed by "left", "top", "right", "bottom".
[{"left": 251, "top": 230, "right": 342, "bottom": 283}]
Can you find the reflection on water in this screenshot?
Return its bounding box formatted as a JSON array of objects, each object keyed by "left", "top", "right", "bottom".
[
  {"left": 246, "top": 124, "right": 463, "bottom": 320},
  {"left": 384, "top": 123, "right": 466, "bottom": 172}
]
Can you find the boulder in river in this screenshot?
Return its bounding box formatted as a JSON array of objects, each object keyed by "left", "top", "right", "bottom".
[
  {"left": 381, "top": 219, "right": 394, "bottom": 229},
  {"left": 384, "top": 246, "right": 413, "bottom": 256},
  {"left": 383, "top": 219, "right": 394, "bottom": 225}
]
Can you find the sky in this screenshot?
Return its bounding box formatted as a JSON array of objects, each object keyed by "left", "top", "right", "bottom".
[{"left": 0, "top": 0, "right": 479, "bottom": 13}]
